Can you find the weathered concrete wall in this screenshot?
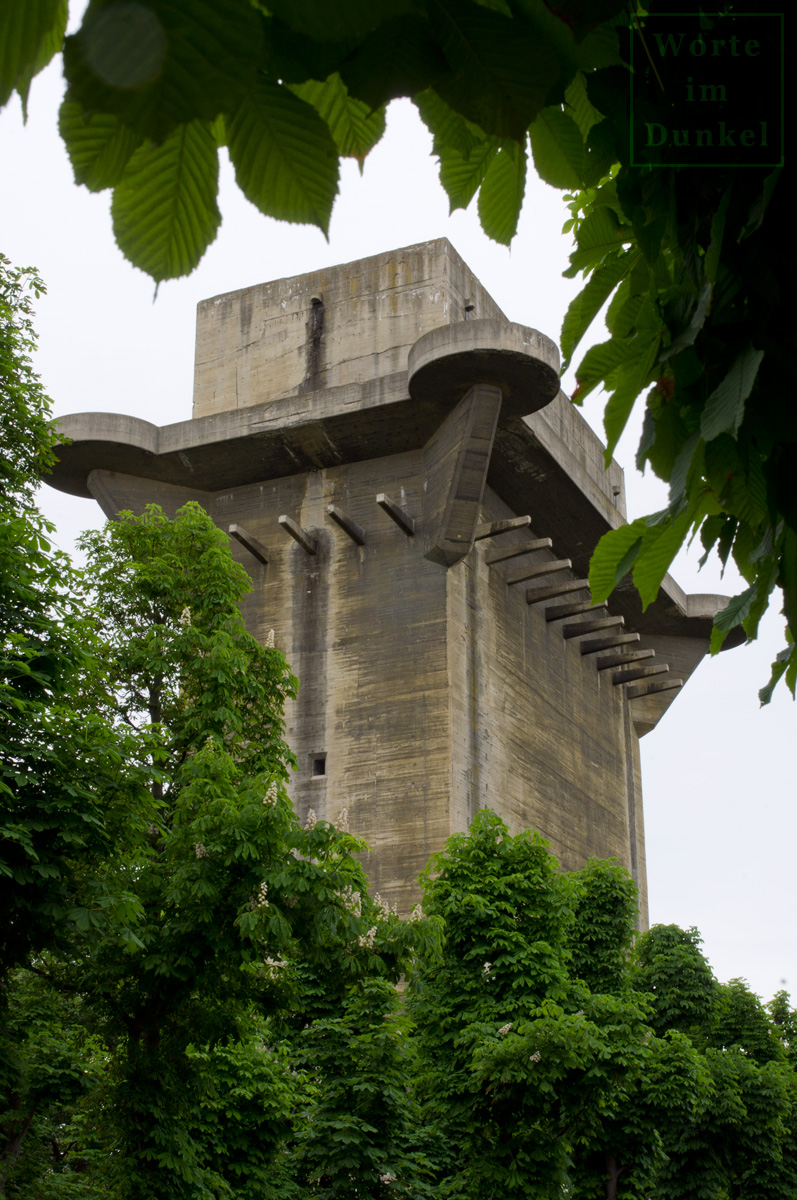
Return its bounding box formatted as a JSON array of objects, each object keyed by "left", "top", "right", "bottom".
[
  {"left": 193, "top": 239, "right": 506, "bottom": 419},
  {"left": 200, "top": 463, "right": 650, "bottom": 918},
  {"left": 446, "top": 485, "right": 647, "bottom": 921},
  {"left": 211, "top": 451, "right": 454, "bottom": 907}
]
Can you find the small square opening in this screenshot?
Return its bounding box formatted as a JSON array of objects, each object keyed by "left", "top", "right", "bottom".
[{"left": 312, "top": 755, "right": 326, "bottom": 777}]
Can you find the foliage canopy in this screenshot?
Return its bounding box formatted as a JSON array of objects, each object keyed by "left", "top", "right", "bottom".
[
  {"left": 2, "top": 499, "right": 441, "bottom": 1198},
  {"left": 1, "top": 1, "right": 794, "bottom": 696}
]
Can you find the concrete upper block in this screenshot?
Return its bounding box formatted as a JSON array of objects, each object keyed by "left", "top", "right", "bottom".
[{"left": 192, "top": 239, "right": 507, "bottom": 419}]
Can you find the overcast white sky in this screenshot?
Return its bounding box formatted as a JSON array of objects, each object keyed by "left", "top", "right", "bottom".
[{"left": 2, "top": 49, "right": 794, "bottom": 1004}]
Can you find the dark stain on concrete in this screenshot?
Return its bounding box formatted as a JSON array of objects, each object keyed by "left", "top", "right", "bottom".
[
  {"left": 239, "top": 295, "right": 253, "bottom": 338},
  {"left": 291, "top": 525, "right": 330, "bottom": 821},
  {"left": 299, "top": 296, "right": 325, "bottom": 393}
]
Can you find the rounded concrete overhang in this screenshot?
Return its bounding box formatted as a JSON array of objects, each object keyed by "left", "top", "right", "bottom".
[{"left": 408, "top": 320, "right": 560, "bottom": 417}]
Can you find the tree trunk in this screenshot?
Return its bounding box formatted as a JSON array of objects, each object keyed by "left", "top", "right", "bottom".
[
  {"left": 606, "top": 1153, "right": 621, "bottom": 1200},
  {"left": 0, "top": 1104, "right": 36, "bottom": 1196}
]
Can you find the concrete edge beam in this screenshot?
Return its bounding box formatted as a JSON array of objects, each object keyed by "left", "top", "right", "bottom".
[
  {"left": 581, "top": 632, "right": 640, "bottom": 656},
  {"left": 475, "top": 515, "right": 532, "bottom": 540},
  {"left": 613, "top": 664, "right": 670, "bottom": 686},
  {"left": 596, "top": 649, "right": 656, "bottom": 671},
  {"left": 506, "top": 558, "right": 572, "bottom": 586},
  {"left": 526, "top": 579, "right": 589, "bottom": 605},
  {"left": 327, "top": 504, "right": 366, "bottom": 546},
  {"left": 562, "top": 615, "right": 624, "bottom": 639},
  {"left": 278, "top": 515, "right": 318, "bottom": 555},
  {"left": 627, "top": 677, "right": 684, "bottom": 699},
  {"left": 485, "top": 538, "right": 552, "bottom": 565},
  {"left": 229, "top": 524, "right": 269, "bottom": 565},
  {"left": 545, "top": 600, "right": 607, "bottom": 622},
  {"left": 376, "top": 493, "right": 415, "bottom": 536}
]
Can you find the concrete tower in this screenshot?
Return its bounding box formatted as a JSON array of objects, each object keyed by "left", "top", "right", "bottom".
[{"left": 49, "top": 240, "right": 730, "bottom": 924}]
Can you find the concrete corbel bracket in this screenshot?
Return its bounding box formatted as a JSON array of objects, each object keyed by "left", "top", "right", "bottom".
[{"left": 410, "top": 321, "right": 560, "bottom": 568}]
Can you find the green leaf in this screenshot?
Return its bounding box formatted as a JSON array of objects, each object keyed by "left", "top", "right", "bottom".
[
  {"left": 582, "top": 117, "right": 617, "bottom": 188},
  {"left": 477, "top": 141, "right": 526, "bottom": 245},
  {"left": 265, "top": 0, "right": 417, "bottom": 43},
  {"left": 667, "top": 431, "right": 703, "bottom": 509},
  {"left": 632, "top": 507, "right": 691, "bottom": 608},
  {"left": 588, "top": 518, "right": 648, "bottom": 603},
  {"left": 605, "top": 275, "right": 632, "bottom": 333},
  {"left": 572, "top": 337, "right": 627, "bottom": 403},
  {"left": 661, "top": 283, "right": 712, "bottom": 361},
  {"left": 560, "top": 250, "right": 638, "bottom": 370},
  {"left": 737, "top": 450, "right": 768, "bottom": 528},
  {"left": 698, "top": 514, "right": 732, "bottom": 568},
  {"left": 440, "top": 139, "right": 498, "bottom": 212},
  {"left": 704, "top": 186, "right": 730, "bottom": 284},
  {"left": 704, "top": 436, "right": 767, "bottom": 526},
  {"left": 704, "top": 434, "right": 742, "bottom": 499},
  {"left": 609, "top": 291, "right": 647, "bottom": 340},
  {"left": 564, "top": 71, "right": 602, "bottom": 141},
  {"left": 111, "top": 120, "right": 221, "bottom": 283},
  {"left": 227, "top": 81, "right": 339, "bottom": 236},
  {"left": 602, "top": 325, "right": 660, "bottom": 460},
  {"left": 0, "top": 0, "right": 67, "bottom": 115},
  {"left": 529, "top": 106, "right": 584, "bottom": 190},
  {"left": 567, "top": 206, "right": 629, "bottom": 274},
  {"left": 700, "top": 345, "right": 765, "bottom": 443},
  {"left": 759, "top": 644, "right": 795, "bottom": 706},
  {"left": 780, "top": 527, "right": 797, "bottom": 638},
  {"left": 427, "top": 113, "right": 494, "bottom": 212},
  {"left": 339, "top": 16, "right": 447, "bottom": 111},
  {"left": 289, "top": 74, "right": 386, "bottom": 166},
  {"left": 63, "top": 0, "right": 264, "bottom": 144},
  {"left": 59, "top": 100, "right": 143, "bottom": 192},
  {"left": 589, "top": 504, "right": 693, "bottom": 611},
  {"left": 429, "top": 0, "right": 559, "bottom": 141},
  {"left": 740, "top": 168, "right": 781, "bottom": 241},
  {"left": 710, "top": 586, "right": 756, "bottom": 653},
  {"left": 512, "top": 0, "right": 622, "bottom": 72},
  {"left": 416, "top": 87, "right": 485, "bottom": 159}
]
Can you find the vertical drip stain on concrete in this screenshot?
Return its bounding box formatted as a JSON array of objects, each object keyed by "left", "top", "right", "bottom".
[
  {"left": 291, "top": 527, "right": 330, "bottom": 822},
  {"left": 299, "top": 296, "right": 325, "bottom": 393}
]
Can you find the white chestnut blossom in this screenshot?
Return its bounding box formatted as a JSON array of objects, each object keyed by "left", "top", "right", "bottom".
[
  {"left": 262, "top": 956, "right": 288, "bottom": 978},
  {"left": 195, "top": 843, "right": 208, "bottom": 859},
  {"left": 266, "top": 628, "right": 275, "bottom": 648},
  {"left": 263, "top": 781, "right": 278, "bottom": 807},
  {"left": 304, "top": 808, "right": 317, "bottom": 830},
  {"left": 179, "top": 607, "right": 191, "bottom": 626},
  {"left": 529, "top": 1050, "right": 542, "bottom": 1063},
  {"left": 498, "top": 1023, "right": 513, "bottom": 1036},
  {"left": 336, "top": 886, "right": 362, "bottom": 917}
]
